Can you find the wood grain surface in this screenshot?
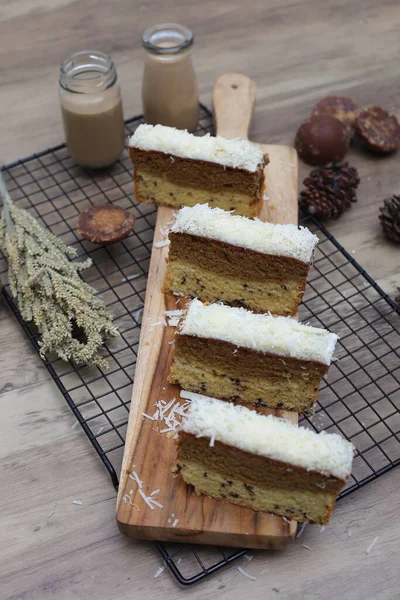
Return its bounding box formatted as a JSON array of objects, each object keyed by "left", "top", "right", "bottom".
[
  {"left": 1, "top": 1, "right": 400, "bottom": 599},
  {"left": 116, "top": 74, "right": 298, "bottom": 547}
]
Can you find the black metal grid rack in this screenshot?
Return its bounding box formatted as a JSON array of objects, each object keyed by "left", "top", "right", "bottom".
[{"left": 1, "top": 105, "right": 399, "bottom": 586}]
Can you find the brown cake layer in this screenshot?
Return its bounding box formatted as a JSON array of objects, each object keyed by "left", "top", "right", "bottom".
[
  {"left": 167, "top": 232, "right": 310, "bottom": 281},
  {"left": 178, "top": 433, "right": 345, "bottom": 524},
  {"left": 163, "top": 232, "right": 309, "bottom": 315},
  {"left": 169, "top": 335, "right": 328, "bottom": 412},
  {"left": 130, "top": 148, "right": 267, "bottom": 197}
]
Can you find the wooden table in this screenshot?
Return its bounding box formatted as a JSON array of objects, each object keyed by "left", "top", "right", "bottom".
[{"left": 1, "top": 1, "right": 399, "bottom": 598}]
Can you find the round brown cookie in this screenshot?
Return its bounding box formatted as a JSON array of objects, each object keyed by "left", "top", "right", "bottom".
[
  {"left": 311, "top": 96, "right": 358, "bottom": 135},
  {"left": 355, "top": 106, "right": 400, "bottom": 153},
  {"left": 295, "top": 115, "right": 350, "bottom": 165},
  {"left": 78, "top": 205, "right": 136, "bottom": 244}
]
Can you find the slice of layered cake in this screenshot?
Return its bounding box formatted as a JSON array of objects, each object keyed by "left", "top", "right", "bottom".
[
  {"left": 169, "top": 299, "right": 338, "bottom": 413},
  {"left": 177, "top": 396, "right": 354, "bottom": 524},
  {"left": 163, "top": 204, "right": 318, "bottom": 316},
  {"left": 128, "top": 124, "right": 268, "bottom": 217}
]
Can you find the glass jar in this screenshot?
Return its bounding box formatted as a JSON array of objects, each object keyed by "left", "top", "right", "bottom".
[
  {"left": 142, "top": 23, "right": 199, "bottom": 132},
  {"left": 59, "top": 50, "right": 125, "bottom": 168}
]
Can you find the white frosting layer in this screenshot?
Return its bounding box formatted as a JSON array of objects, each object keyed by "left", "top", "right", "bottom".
[
  {"left": 129, "top": 124, "right": 265, "bottom": 172},
  {"left": 181, "top": 395, "right": 354, "bottom": 480},
  {"left": 179, "top": 299, "right": 338, "bottom": 365},
  {"left": 171, "top": 204, "right": 318, "bottom": 263}
]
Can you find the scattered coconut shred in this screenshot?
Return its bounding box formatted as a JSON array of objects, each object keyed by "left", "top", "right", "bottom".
[
  {"left": 46, "top": 501, "right": 57, "bottom": 519},
  {"left": 296, "top": 523, "right": 307, "bottom": 538},
  {"left": 154, "top": 565, "right": 165, "bottom": 578},
  {"left": 366, "top": 536, "right": 379, "bottom": 555},
  {"left": 154, "top": 240, "right": 170, "bottom": 249},
  {"left": 127, "top": 466, "right": 163, "bottom": 511},
  {"left": 149, "top": 309, "right": 183, "bottom": 330},
  {"left": 142, "top": 397, "right": 190, "bottom": 439},
  {"left": 165, "top": 309, "right": 183, "bottom": 327},
  {"left": 122, "top": 495, "right": 140, "bottom": 511},
  {"left": 237, "top": 566, "right": 256, "bottom": 581}
]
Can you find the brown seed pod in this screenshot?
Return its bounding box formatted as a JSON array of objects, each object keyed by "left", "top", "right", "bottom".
[
  {"left": 379, "top": 194, "right": 400, "bottom": 243},
  {"left": 356, "top": 106, "right": 400, "bottom": 153},
  {"left": 299, "top": 162, "right": 360, "bottom": 219},
  {"left": 78, "top": 205, "right": 135, "bottom": 244},
  {"left": 295, "top": 115, "right": 350, "bottom": 166},
  {"left": 311, "top": 96, "right": 359, "bottom": 135}
]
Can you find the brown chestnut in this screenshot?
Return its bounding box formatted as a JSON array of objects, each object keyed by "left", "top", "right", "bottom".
[{"left": 295, "top": 115, "right": 350, "bottom": 165}]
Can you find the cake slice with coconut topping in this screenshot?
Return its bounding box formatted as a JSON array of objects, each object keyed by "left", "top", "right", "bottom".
[
  {"left": 169, "top": 299, "right": 338, "bottom": 413},
  {"left": 163, "top": 204, "right": 319, "bottom": 315},
  {"left": 129, "top": 124, "right": 268, "bottom": 217},
  {"left": 177, "top": 395, "right": 354, "bottom": 524}
]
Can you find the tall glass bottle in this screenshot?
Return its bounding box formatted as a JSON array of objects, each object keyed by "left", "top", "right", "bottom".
[{"left": 142, "top": 24, "right": 199, "bottom": 132}]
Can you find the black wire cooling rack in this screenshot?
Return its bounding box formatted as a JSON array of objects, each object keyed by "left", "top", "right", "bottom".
[{"left": 1, "top": 104, "right": 400, "bottom": 586}]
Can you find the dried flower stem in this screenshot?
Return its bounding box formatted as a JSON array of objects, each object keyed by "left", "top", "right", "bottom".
[{"left": 0, "top": 175, "right": 119, "bottom": 367}]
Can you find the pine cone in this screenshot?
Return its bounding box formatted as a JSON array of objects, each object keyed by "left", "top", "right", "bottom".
[
  {"left": 299, "top": 162, "right": 360, "bottom": 219},
  {"left": 379, "top": 195, "right": 400, "bottom": 243}
]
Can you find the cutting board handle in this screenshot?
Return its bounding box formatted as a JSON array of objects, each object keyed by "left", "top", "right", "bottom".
[{"left": 213, "top": 73, "right": 256, "bottom": 140}]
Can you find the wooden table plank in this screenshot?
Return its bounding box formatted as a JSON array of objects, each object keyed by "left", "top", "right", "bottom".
[{"left": 1, "top": 0, "right": 400, "bottom": 598}]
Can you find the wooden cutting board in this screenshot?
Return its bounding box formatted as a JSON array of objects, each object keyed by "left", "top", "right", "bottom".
[{"left": 116, "top": 74, "right": 299, "bottom": 548}]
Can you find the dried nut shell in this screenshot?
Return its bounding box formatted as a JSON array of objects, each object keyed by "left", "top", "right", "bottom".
[
  {"left": 295, "top": 115, "right": 350, "bottom": 166},
  {"left": 311, "top": 96, "right": 359, "bottom": 135},
  {"left": 78, "top": 205, "right": 135, "bottom": 244},
  {"left": 355, "top": 106, "right": 400, "bottom": 153}
]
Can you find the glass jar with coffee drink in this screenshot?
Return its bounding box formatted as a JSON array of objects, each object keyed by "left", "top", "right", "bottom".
[
  {"left": 142, "top": 23, "right": 199, "bottom": 132},
  {"left": 59, "top": 50, "right": 125, "bottom": 168}
]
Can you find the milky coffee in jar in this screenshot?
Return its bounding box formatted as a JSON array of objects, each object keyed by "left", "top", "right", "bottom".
[
  {"left": 59, "top": 51, "right": 125, "bottom": 168},
  {"left": 142, "top": 24, "right": 199, "bottom": 132}
]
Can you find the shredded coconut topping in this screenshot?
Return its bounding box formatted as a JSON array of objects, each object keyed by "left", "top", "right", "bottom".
[
  {"left": 179, "top": 299, "right": 338, "bottom": 366},
  {"left": 180, "top": 395, "right": 354, "bottom": 480},
  {"left": 171, "top": 204, "right": 318, "bottom": 263},
  {"left": 129, "top": 124, "right": 265, "bottom": 172}
]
